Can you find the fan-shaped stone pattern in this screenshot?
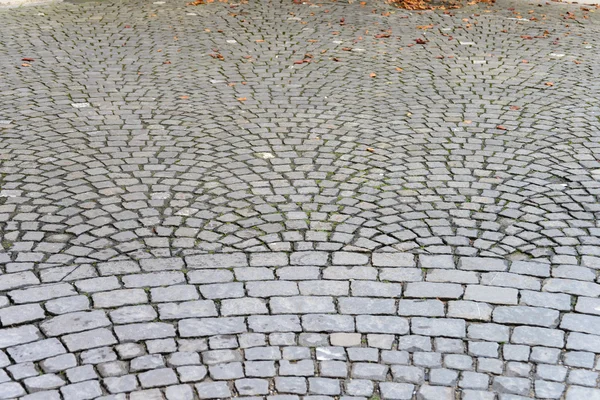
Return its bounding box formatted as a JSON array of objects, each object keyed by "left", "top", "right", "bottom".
[{"left": 1, "top": 0, "right": 600, "bottom": 398}]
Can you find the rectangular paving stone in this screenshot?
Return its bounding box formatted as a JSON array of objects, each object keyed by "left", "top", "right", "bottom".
[
  {"left": 270, "top": 296, "right": 335, "bottom": 314},
  {"left": 404, "top": 282, "right": 464, "bottom": 299},
  {"left": 567, "top": 332, "right": 600, "bottom": 352},
  {"left": 158, "top": 301, "right": 217, "bottom": 320},
  {"left": 97, "top": 261, "right": 140, "bottom": 276},
  {"left": 509, "top": 261, "right": 551, "bottom": 277},
  {"left": 186, "top": 253, "right": 248, "bottom": 268},
  {"left": 249, "top": 252, "right": 289, "bottom": 267},
  {"left": 110, "top": 305, "right": 157, "bottom": 324},
  {"left": 140, "top": 258, "right": 184, "bottom": 272},
  {"left": 122, "top": 272, "right": 186, "bottom": 288},
  {"left": 114, "top": 322, "right": 176, "bottom": 342},
  {"left": 419, "top": 255, "right": 455, "bottom": 269},
  {"left": 0, "top": 304, "right": 45, "bottom": 325},
  {"left": 74, "top": 277, "right": 121, "bottom": 293},
  {"left": 379, "top": 268, "right": 423, "bottom": 282},
  {"left": 60, "top": 380, "right": 103, "bottom": 400},
  {"left": 372, "top": 252, "right": 415, "bottom": 267},
  {"left": 151, "top": 285, "right": 199, "bottom": 303},
  {"left": 575, "top": 297, "right": 600, "bottom": 316},
  {"left": 92, "top": 289, "right": 148, "bottom": 308},
  {"left": 493, "top": 306, "right": 560, "bottom": 328},
  {"left": 290, "top": 252, "right": 329, "bottom": 266},
  {"left": 566, "top": 386, "right": 600, "bottom": 400},
  {"left": 459, "top": 257, "right": 507, "bottom": 272},
  {"left": 9, "top": 283, "right": 76, "bottom": 303},
  {"left": 448, "top": 301, "right": 493, "bottom": 321},
  {"left": 0, "top": 271, "right": 40, "bottom": 291},
  {"left": 298, "top": 281, "right": 349, "bottom": 296},
  {"left": 322, "top": 267, "right": 378, "bottom": 280},
  {"left": 398, "top": 300, "right": 445, "bottom": 317},
  {"left": 543, "top": 279, "right": 600, "bottom": 297},
  {"left": 40, "top": 310, "right": 111, "bottom": 336},
  {"left": 179, "top": 317, "right": 247, "bottom": 337},
  {"left": 350, "top": 281, "right": 402, "bottom": 298},
  {"left": 302, "top": 314, "right": 355, "bottom": 332},
  {"left": 411, "top": 317, "right": 466, "bottom": 338},
  {"left": 138, "top": 368, "right": 178, "bottom": 388},
  {"left": 338, "top": 298, "right": 396, "bottom": 314},
  {"left": 561, "top": 314, "right": 600, "bottom": 335},
  {"left": 356, "top": 315, "right": 409, "bottom": 334},
  {"left": 332, "top": 251, "right": 370, "bottom": 265},
  {"left": 62, "top": 328, "right": 117, "bottom": 352},
  {"left": 520, "top": 290, "right": 572, "bottom": 311},
  {"left": 248, "top": 315, "right": 302, "bottom": 332},
  {"left": 8, "top": 338, "right": 66, "bottom": 362},
  {"left": 426, "top": 269, "right": 478, "bottom": 284},
  {"left": 464, "top": 285, "right": 518, "bottom": 305},
  {"left": 511, "top": 326, "right": 564, "bottom": 348},
  {"left": 0, "top": 325, "right": 42, "bottom": 349},
  {"left": 480, "top": 272, "right": 541, "bottom": 290}
]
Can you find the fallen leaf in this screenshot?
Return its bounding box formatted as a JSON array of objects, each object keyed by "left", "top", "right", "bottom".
[
  {"left": 464, "top": 120, "right": 472, "bottom": 124},
  {"left": 497, "top": 125, "right": 507, "bottom": 130},
  {"left": 414, "top": 38, "right": 427, "bottom": 44},
  {"left": 342, "top": 47, "right": 352, "bottom": 51},
  {"left": 21, "top": 63, "right": 31, "bottom": 67},
  {"left": 545, "top": 82, "right": 554, "bottom": 86},
  {"left": 21, "top": 58, "right": 35, "bottom": 62},
  {"left": 333, "top": 57, "right": 341, "bottom": 62},
  {"left": 574, "top": 60, "right": 581, "bottom": 64},
  {"left": 294, "top": 60, "right": 305, "bottom": 64},
  {"left": 370, "top": 72, "right": 377, "bottom": 78},
  {"left": 521, "top": 35, "right": 533, "bottom": 40},
  {"left": 180, "top": 95, "right": 189, "bottom": 99},
  {"left": 406, "top": 112, "right": 412, "bottom": 117},
  {"left": 396, "top": 67, "right": 403, "bottom": 72},
  {"left": 375, "top": 33, "right": 391, "bottom": 38},
  {"left": 366, "top": 147, "right": 375, "bottom": 152},
  {"left": 237, "top": 97, "right": 247, "bottom": 101},
  {"left": 417, "top": 24, "right": 434, "bottom": 29},
  {"left": 510, "top": 105, "right": 520, "bottom": 110},
  {"left": 163, "top": 60, "right": 171, "bottom": 64}
]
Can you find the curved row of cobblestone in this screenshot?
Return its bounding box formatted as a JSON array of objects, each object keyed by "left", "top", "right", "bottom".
[{"left": 2, "top": 0, "right": 600, "bottom": 398}]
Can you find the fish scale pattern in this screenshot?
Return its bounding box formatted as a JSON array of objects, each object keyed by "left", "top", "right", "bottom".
[{"left": 1, "top": 0, "right": 600, "bottom": 398}]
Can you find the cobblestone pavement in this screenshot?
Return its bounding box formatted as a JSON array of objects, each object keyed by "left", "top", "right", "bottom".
[{"left": 1, "top": 0, "right": 600, "bottom": 398}]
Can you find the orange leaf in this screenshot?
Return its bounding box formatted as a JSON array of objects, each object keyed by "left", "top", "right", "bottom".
[
  {"left": 510, "top": 105, "right": 520, "bottom": 110},
  {"left": 497, "top": 125, "right": 507, "bottom": 130},
  {"left": 237, "top": 97, "right": 247, "bottom": 101},
  {"left": 180, "top": 95, "right": 189, "bottom": 99},
  {"left": 163, "top": 60, "right": 171, "bottom": 64},
  {"left": 342, "top": 47, "right": 352, "bottom": 51},
  {"left": 369, "top": 72, "right": 377, "bottom": 78},
  {"left": 21, "top": 63, "right": 31, "bottom": 67},
  {"left": 396, "top": 67, "right": 403, "bottom": 72},
  {"left": 545, "top": 82, "right": 554, "bottom": 86},
  {"left": 366, "top": 147, "right": 375, "bottom": 152}
]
